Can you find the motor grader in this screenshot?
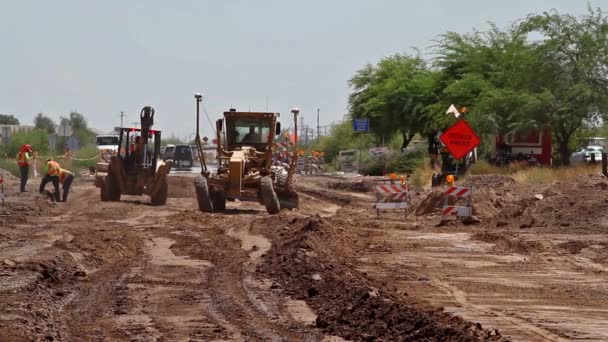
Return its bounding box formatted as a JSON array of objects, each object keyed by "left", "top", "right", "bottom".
[
  {"left": 95, "top": 106, "right": 172, "bottom": 205},
  {"left": 192, "top": 94, "right": 298, "bottom": 214}
]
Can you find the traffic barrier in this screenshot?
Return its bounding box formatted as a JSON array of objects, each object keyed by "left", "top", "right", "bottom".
[
  {"left": 375, "top": 182, "right": 409, "bottom": 217},
  {"left": 441, "top": 185, "right": 473, "bottom": 221}
]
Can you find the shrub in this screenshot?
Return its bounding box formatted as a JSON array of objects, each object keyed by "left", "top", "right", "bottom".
[{"left": 469, "top": 160, "right": 509, "bottom": 175}]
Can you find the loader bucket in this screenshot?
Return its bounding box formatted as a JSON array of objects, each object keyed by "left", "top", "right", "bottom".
[{"left": 276, "top": 189, "right": 299, "bottom": 209}]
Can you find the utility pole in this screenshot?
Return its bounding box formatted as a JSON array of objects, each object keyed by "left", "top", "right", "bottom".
[
  {"left": 317, "top": 108, "right": 320, "bottom": 143},
  {"left": 300, "top": 117, "right": 305, "bottom": 145},
  {"left": 120, "top": 111, "right": 126, "bottom": 127}
]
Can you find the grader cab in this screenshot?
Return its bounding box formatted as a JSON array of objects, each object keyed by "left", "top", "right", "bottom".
[
  {"left": 95, "top": 106, "right": 172, "bottom": 205},
  {"left": 192, "top": 95, "right": 299, "bottom": 214}
]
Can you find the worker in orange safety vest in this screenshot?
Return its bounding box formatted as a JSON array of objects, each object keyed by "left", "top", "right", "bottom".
[
  {"left": 58, "top": 168, "right": 74, "bottom": 202},
  {"left": 16, "top": 144, "right": 33, "bottom": 192},
  {"left": 39, "top": 159, "right": 62, "bottom": 202}
]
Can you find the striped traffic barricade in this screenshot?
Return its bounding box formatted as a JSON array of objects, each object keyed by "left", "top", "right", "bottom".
[
  {"left": 375, "top": 182, "right": 409, "bottom": 217},
  {"left": 441, "top": 185, "right": 473, "bottom": 221}
]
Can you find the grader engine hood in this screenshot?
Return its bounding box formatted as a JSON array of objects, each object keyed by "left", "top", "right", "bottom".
[{"left": 228, "top": 151, "right": 245, "bottom": 197}]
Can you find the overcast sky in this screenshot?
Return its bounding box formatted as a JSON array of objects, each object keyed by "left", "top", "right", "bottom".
[{"left": 1, "top": 0, "right": 604, "bottom": 139}]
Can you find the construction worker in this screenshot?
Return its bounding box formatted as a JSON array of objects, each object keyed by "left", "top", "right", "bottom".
[
  {"left": 16, "top": 144, "right": 33, "bottom": 192},
  {"left": 59, "top": 168, "right": 74, "bottom": 202},
  {"left": 39, "top": 159, "right": 61, "bottom": 202}
]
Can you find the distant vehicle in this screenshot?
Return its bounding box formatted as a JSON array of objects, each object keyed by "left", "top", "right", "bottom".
[
  {"left": 173, "top": 144, "right": 194, "bottom": 168},
  {"left": 162, "top": 144, "right": 175, "bottom": 160},
  {"left": 96, "top": 134, "right": 119, "bottom": 154},
  {"left": 571, "top": 145, "right": 604, "bottom": 164}
]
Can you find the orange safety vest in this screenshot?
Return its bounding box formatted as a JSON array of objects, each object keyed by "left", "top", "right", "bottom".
[
  {"left": 46, "top": 161, "right": 61, "bottom": 177},
  {"left": 16, "top": 152, "right": 29, "bottom": 167},
  {"left": 59, "top": 169, "right": 73, "bottom": 184}
]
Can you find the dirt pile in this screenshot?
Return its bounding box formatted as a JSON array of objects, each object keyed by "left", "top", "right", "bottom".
[
  {"left": 492, "top": 175, "right": 608, "bottom": 231},
  {"left": 328, "top": 179, "right": 375, "bottom": 192},
  {"left": 472, "top": 232, "right": 545, "bottom": 254},
  {"left": 258, "top": 215, "right": 504, "bottom": 341}
]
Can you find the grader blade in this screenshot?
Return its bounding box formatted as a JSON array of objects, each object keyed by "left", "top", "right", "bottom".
[{"left": 276, "top": 189, "right": 299, "bottom": 209}]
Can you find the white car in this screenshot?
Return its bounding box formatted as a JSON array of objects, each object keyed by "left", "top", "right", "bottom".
[{"left": 571, "top": 146, "right": 604, "bottom": 164}]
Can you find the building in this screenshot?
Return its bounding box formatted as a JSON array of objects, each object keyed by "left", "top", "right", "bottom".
[
  {"left": 0, "top": 125, "right": 35, "bottom": 145},
  {"left": 493, "top": 127, "right": 553, "bottom": 166}
]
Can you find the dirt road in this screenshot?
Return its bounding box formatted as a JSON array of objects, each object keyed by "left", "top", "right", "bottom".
[{"left": 1, "top": 171, "right": 606, "bottom": 341}]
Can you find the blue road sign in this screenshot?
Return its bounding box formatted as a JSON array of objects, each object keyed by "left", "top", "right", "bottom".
[{"left": 353, "top": 118, "right": 370, "bottom": 132}]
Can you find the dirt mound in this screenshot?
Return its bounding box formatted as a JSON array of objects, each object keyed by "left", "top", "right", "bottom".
[
  {"left": 167, "top": 175, "right": 196, "bottom": 198},
  {"left": 558, "top": 241, "right": 591, "bottom": 254},
  {"left": 414, "top": 190, "right": 445, "bottom": 216},
  {"left": 472, "top": 232, "right": 544, "bottom": 254},
  {"left": 489, "top": 175, "right": 608, "bottom": 231},
  {"left": 0, "top": 167, "right": 20, "bottom": 182},
  {"left": 328, "top": 180, "right": 374, "bottom": 192},
  {"left": 259, "top": 216, "right": 504, "bottom": 341}
]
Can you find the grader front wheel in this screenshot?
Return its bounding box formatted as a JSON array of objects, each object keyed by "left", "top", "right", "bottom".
[
  {"left": 195, "top": 175, "right": 213, "bottom": 212},
  {"left": 260, "top": 176, "right": 280, "bottom": 214},
  {"left": 151, "top": 180, "right": 168, "bottom": 206}
]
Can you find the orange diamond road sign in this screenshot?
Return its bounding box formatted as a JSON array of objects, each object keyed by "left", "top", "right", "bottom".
[{"left": 440, "top": 120, "right": 481, "bottom": 160}]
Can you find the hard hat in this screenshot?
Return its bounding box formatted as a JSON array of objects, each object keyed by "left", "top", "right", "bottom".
[{"left": 389, "top": 173, "right": 397, "bottom": 180}]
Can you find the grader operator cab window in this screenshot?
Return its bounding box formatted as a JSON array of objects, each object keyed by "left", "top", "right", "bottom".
[{"left": 228, "top": 118, "right": 271, "bottom": 147}]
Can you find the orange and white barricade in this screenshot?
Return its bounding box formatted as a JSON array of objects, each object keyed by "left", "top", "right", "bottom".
[
  {"left": 441, "top": 186, "right": 473, "bottom": 221},
  {"left": 375, "top": 182, "right": 409, "bottom": 217}
]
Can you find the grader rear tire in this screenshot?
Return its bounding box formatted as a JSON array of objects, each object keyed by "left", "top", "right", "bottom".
[
  {"left": 151, "top": 180, "right": 168, "bottom": 206},
  {"left": 195, "top": 175, "right": 213, "bottom": 212},
  {"left": 210, "top": 191, "right": 226, "bottom": 211},
  {"left": 260, "top": 176, "right": 280, "bottom": 214}
]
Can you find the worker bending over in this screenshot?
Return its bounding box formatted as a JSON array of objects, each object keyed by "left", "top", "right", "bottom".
[
  {"left": 39, "top": 159, "right": 62, "bottom": 202},
  {"left": 59, "top": 168, "right": 74, "bottom": 202}
]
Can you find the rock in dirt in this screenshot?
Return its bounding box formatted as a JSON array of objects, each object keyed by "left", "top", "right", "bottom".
[
  {"left": 520, "top": 216, "right": 536, "bottom": 229},
  {"left": 462, "top": 215, "right": 481, "bottom": 225},
  {"left": 3, "top": 259, "right": 16, "bottom": 267},
  {"left": 534, "top": 194, "right": 544, "bottom": 201},
  {"left": 496, "top": 220, "right": 508, "bottom": 228}
]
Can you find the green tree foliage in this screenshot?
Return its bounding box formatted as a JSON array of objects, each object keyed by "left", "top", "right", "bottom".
[
  {"left": 343, "top": 6, "right": 608, "bottom": 166},
  {"left": 0, "top": 114, "right": 20, "bottom": 125},
  {"left": 349, "top": 54, "right": 438, "bottom": 150},
  {"left": 518, "top": 7, "right": 608, "bottom": 164},
  {"left": 34, "top": 113, "right": 56, "bottom": 134},
  {"left": 310, "top": 120, "right": 374, "bottom": 163},
  {"left": 8, "top": 129, "right": 49, "bottom": 156}
]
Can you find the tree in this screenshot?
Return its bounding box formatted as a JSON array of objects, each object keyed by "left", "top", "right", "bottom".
[
  {"left": 349, "top": 54, "right": 438, "bottom": 149},
  {"left": 0, "top": 114, "right": 20, "bottom": 125},
  {"left": 518, "top": 6, "right": 608, "bottom": 164},
  {"left": 69, "top": 111, "right": 88, "bottom": 130},
  {"left": 8, "top": 129, "right": 49, "bottom": 156},
  {"left": 34, "top": 113, "right": 56, "bottom": 134}
]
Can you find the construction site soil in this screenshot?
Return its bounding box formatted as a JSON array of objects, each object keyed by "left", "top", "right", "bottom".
[{"left": 0, "top": 170, "right": 607, "bottom": 341}]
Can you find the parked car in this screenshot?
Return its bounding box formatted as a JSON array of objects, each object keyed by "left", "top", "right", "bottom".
[
  {"left": 173, "top": 144, "right": 194, "bottom": 168},
  {"left": 571, "top": 145, "right": 604, "bottom": 164},
  {"left": 162, "top": 144, "right": 175, "bottom": 160}
]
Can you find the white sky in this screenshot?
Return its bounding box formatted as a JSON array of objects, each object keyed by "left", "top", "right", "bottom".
[{"left": 1, "top": 0, "right": 604, "bottom": 139}]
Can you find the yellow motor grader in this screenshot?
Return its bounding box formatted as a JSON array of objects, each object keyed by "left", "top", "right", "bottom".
[
  {"left": 192, "top": 94, "right": 299, "bottom": 214},
  {"left": 95, "top": 106, "right": 172, "bottom": 205}
]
